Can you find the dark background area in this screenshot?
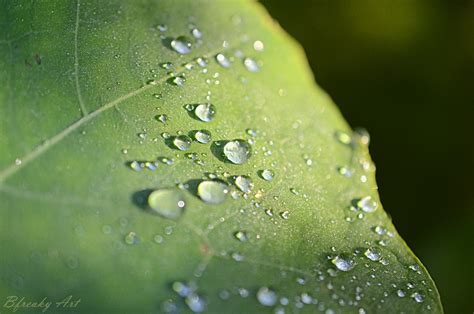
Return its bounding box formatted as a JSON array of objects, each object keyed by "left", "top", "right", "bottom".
[{"left": 260, "top": 0, "right": 473, "bottom": 312}]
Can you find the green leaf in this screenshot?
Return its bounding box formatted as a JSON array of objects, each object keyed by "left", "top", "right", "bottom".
[{"left": 0, "top": 0, "right": 442, "bottom": 313}]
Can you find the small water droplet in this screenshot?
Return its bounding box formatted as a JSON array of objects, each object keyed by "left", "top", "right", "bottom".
[
  {"left": 260, "top": 169, "right": 274, "bottom": 181},
  {"left": 194, "top": 130, "right": 212, "bottom": 144},
  {"left": 173, "top": 135, "right": 192, "bottom": 151},
  {"left": 253, "top": 40, "right": 264, "bottom": 52},
  {"left": 411, "top": 292, "right": 424, "bottom": 303},
  {"left": 338, "top": 166, "right": 353, "bottom": 177},
  {"left": 364, "top": 248, "right": 381, "bottom": 261},
  {"left": 147, "top": 189, "right": 186, "bottom": 220},
  {"left": 215, "top": 53, "right": 231, "bottom": 68},
  {"left": 356, "top": 196, "right": 378, "bottom": 213},
  {"left": 234, "top": 231, "right": 248, "bottom": 242},
  {"left": 194, "top": 103, "right": 216, "bottom": 122},
  {"left": 257, "top": 287, "right": 277, "bottom": 306},
  {"left": 153, "top": 234, "right": 164, "bottom": 244},
  {"left": 335, "top": 131, "right": 352, "bottom": 145},
  {"left": 160, "top": 62, "right": 173, "bottom": 70},
  {"left": 171, "top": 75, "right": 186, "bottom": 86},
  {"left": 124, "top": 231, "right": 139, "bottom": 245},
  {"left": 223, "top": 140, "right": 251, "bottom": 164},
  {"left": 246, "top": 128, "right": 257, "bottom": 137},
  {"left": 195, "top": 57, "right": 208, "bottom": 67},
  {"left": 234, "top": 175, "right": 253, "bottom": 193},
  {"left": 156, "top": 114, "right": 168, "bottom": 124},
  {"left": 197, "top": 181, "right": 228, "bottom": 204},
  {"left": 243, "top": 57, "right": 259, "bottom": 72},
  {"left": 157, "top": 24, "right": 167, "bottom": 32},
  {"left": 186, "top": 293, "right": 207, "bottom": 313},
  {"left": 191, "top": 28, "right": 202, "bottom": 39},
  {"left": 397, "top": 289, "right": 406, "bottom": 298},
  {"left": 170, "top": 36, "right": 192, "bottom": 54},
  {"left": 331, "top": 256, "right": 355, "bottom": 272},
  {"left": 231, "top": 252, "right": 244, "bottom": 261},
  {"left": 129, "top": 161, "right": 144, "bottom": 171},
  {"left": 280, "top": 211, "right": 289, "bottom": 220}
]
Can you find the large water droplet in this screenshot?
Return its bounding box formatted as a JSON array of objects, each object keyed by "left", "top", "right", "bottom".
[
  {"left": 234, "top": 175, "right": 253, "bottom": 193},
  {"left": 257, "top": 287, "right": 277, "bottom": 306},
  {"left": 194, "top": 130, "right": 212, "bottom": 144},
  {"left": 173, "top": 135, "right": 192, "bottom": 151},
  {"left": 194, "top": 103, "right": 216, "bottom": 122},
  {"left": 223, "top": 140, "right": 251, "bottom": 164},
  {"left": 197, "top": 181, "right": 228, "bottom": 204},
  {"left": 148, "top": 189, "right": 186, "bottom": 220},
  {"left": 331, "top": 256, "right": 355, "bottom": 272},
  {"left": 186, "top": 293, "right": 207, "bottom": 313},
  {"left": 171, "top": 36, "right": 192, "bottom": 54}
]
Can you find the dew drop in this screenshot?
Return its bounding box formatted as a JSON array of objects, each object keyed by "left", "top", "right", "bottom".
[
  {"left": 257, "top": 287, "right": 277, "bottom": 307},
  {"left": 170, "top": 36, "right": 192, "bottom": 54},
  {"left": 124, "top": 231, "right": 139, "bottom": 245},
  {"left": 148, "top": 188, "right": 186, "bottom": 220},
  {"left": 129, "top": 161, "right": 144, "bottom": 171},
  {"left": 234, "top": 175, "right": 253, "bottom": 193},
  {"left": 356, "top": 196, "right": 378, "bottom": 213},
  {"left": 173, "top": 135, "right": 192, "bottom": 151},
  {"left": 223, "top": 140, "right": 251, "bottom": 164},
  {"left": 331, "top": 256, "right": 355, "bottom": 272},
  {"left": 195, "top": 57, "right": 208, "bottom": 67},
  {"left": 194, "top": 103, "right": 216, "bottom": 122},
  {"left": 234, "top": 231, "right": 248, "bottom": 242},
  {"left": 260, "top": 169, "right": 274, "bottom": 181},
  {"left": 243, "top": 57, "right": 259, "bottom": 72},
  {"left": 171, "top": 75, "right": 186, "bottom": 86},
  {"left": 157, "top": 24, "right": 167, "bottom": 32},
  {"left": 160, "top": 62, "right": 173, "bottom": 70},
  {"left": 253, "top": 40, "right": 264, "bottom": 52},
  {"left": 280, "top": 211, "right": 289, "bottom": 220},
  {"left": 364, "top": 248, "right": 381, "bottom": 261},
  {"left": 411, "top": 292, "right": 424, "bottom": 303},
  {"left": 190, "top": 28, "right": 203, "bottom": 39},
  {"left": 397, "top": 289, "right": 406, "bottom": 298},
  {"left": 335, "top": 131, "right": 352, "bottom": 145},
  {"left": 194, "top": 130, "right": 212, "bottom": 144},
  {"left": 215, "top": 53, "right": 231, "bottom": 68},
  {"left": 156, "top": 114, "right": 168, "bottom": 124},
  {"left": 186, "top": 293, "right": 207, "bottom": 313},
  {"left": 197, "top": 181, "right": 228, "bottom": 204}
]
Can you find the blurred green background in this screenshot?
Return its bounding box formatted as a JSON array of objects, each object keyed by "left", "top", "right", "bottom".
[{"left": 260, "top": 0, "right": 473, "bottom": 313}]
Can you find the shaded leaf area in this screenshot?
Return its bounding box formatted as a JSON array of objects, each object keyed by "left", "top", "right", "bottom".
[{"left": 0, "top": 0, "right": 441, "bottom": 313}]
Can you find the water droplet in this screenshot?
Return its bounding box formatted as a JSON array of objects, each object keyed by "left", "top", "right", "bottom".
[
  {"left": 194, "top": 130, "right": 212, "bottom": 144},
  {"left": 253, "top": 40, "right": 264, "bottom": 52},
  {"left": 355, "top": 127, "right": 370, "bottom": 146},
  {"left": 243, "top": 57, "right": 259, "bottom": 72},
  {"left": 356, "top": 196, "right": 378, "bottom": 213},
  {"left": 160, "top": 62, "right": 173, "bottom": 70},
  {"left": 153, "top": 234, "right": 164, "bottom": 244},
  {"left": 129, "top": 161, "right": 144, "bottom": 171},
  {"left": 15, "top": 158, "right": 22, "bottom": 165},
  {"left": 223, "top": 140, "right": 251, "bottom": 164},
  {"left": 172, "top": 281, "right": 192, "bottom": 297},
  {"left": 234, "top": 175, "right": 253, "bottom": 193},
  {"left": 301, "top": 293, "right": 313, "bottom": 304},
  {"left": 102, "top": 225, "right": 112, "bottom": 234},
  {"left": 280, "top": 211, "right": 289, "bottom": 220},
  {"left": 170, "top": 36, "right": 192, "bottom": 54},
  {"left": 331, "top": 256, "right": 355, "bottom": 272},
  {"left": 215, "top": 53, "right": 231, "bottom": 68},
  {"left": 260, "top": 169, "right": 274, "bottom": 181},
  {"left": 148, "top": 188, "right": 186, "bottom": 220},
  {"left": 257, "top": 287, "right": 277, "bottom": 306},
  {"left": 231, "top": 252, "right": 244, "bottom": 261},
  {"left": 194, "top": 103, "right": 216, "bottom": 122},
  {"left": 338, "top": 166, "right": 353, "bottom": 177},
  {"left": 186, "top": 293, "right": 207, "bottom": 313},
  {"left": 335, "top": 131, "right": 352, "bottom": 145},
  {"left": 124, "top": 231, "right": 139, "bottom": 245},
  {"left": 195, "top": 57, "right": 208, "bottom": 67},
  {"left": 364, "top": 248, "right": 381, "bottom": 261},
  {"left": 173, "top": 135, "right": 192, "bottom": 151},
  {"left": 171, "top": 75, "right": 186, "bottom": 86},
  {"left": 197, "top": 181, "right": 228, "bottom": 204},
  {"left": 397, "top": 289, "right": 406, "bottom": 298},
  {"left": 234, "top": 231, "right": 248, "bottom": 242},
  {"left": 411, "top": 292, "right": 424, "bottom": 303},
  {"left": 156, "top": 114, "right": 168, "bottom": 124},
  {"left": 246, "top": 128, "right": 257, "bottom": 137},
  {"left": 191, "top": 28, "right": 202, "bottom": 39},
  {"left": 157, "top": 24, "right": 167, "bottom": 32}
]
